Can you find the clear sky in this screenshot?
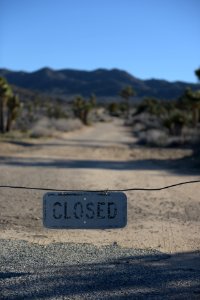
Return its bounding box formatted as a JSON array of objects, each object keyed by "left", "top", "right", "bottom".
[{"left": 0, "top": 0, "right": 199, "bottom": 83}]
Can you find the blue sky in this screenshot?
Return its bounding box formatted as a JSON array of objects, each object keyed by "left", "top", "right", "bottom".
[{"left": 0, "top": 0, "right": 199, "bottom": 82}]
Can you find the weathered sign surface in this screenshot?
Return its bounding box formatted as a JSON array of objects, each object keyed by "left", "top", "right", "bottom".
[{"left": 43, "top": 192, "right": 127, "bottom": 229}]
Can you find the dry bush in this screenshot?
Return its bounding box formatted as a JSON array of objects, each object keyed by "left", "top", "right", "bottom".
[
  {"left": 138, "top": 129, "right": 169, "bottom": 147},
  {"left": 182, "top": 126, "right": 200, "bottom": 144},
  {"left": 132, "top": 112, "right": 161, "bottom": 129},
  {"left": 137, "top": 126, "right": 200, "bottom": 147},
  {"left": 51, "top": 118, "right": 82, "bottom": 132},
  {"left": 30, "top": 117, "right": 82, "bottom": 138},
  {"left": 30, "top": 118, "right": 53, "bottom": 138}
]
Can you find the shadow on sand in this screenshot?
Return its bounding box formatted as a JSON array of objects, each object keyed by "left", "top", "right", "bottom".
[
  {"left": 6, "top": 138, "right": 135, "bottom": 149},
  {"left": 0, "top": 155, "right": 199, "bottom": 176},
  {"left": 1, "top": 248, "right": 200, "bottom": 299}
]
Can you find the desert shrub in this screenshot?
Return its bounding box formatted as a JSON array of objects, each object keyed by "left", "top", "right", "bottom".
[
  {"left": 108, "top": 102, "right": 120, "bottom": 116},
  {"left": 138, "top": 129, "right": 169, "bottom": 147},
  {"left": 52, "top": 118, "right": 82, "bottom": 132},
  {"left": 132, "top": 112, "right": 161, "bottom": 129},
  {"left": 132, "top": 122, "right": 146, "bottom": 135},
  {"left": 30, "top": 118, "right": 53, "bottom": 138},
  {"left": 30, "top": 117, "right": 82, "bottom": 138},
  {"left": 134, "top": 98, "right": 167, "bottom": 118},
  {"left": 108, "top": 101, "right": 128, "bottom": 117},
  {"left": 46, "top": 104, "right": 68, "bottom": 119},
  {"left": 163, "top": 110, "right": 189, "bottom": 136},
  {"left": 182, "top": 126, "right": 200, "bottom": 144},
  {"left": 177, "top": 89, "right": 200, "bottom": 127}
]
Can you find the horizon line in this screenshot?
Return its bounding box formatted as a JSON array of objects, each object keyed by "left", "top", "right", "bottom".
[{"left": 0, "top": 66, "right": 199, "bottom": 85}]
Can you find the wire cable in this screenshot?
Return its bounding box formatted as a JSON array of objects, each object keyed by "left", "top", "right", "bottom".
[{"left": 0, "top": 180, "right": 200, "bottom": 192}]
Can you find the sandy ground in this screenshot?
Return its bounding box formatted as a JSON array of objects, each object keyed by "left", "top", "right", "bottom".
[{"left": 0, "top": 118, "right": 200, "bottom": 254}]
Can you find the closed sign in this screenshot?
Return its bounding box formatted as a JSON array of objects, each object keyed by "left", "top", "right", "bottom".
[{"left": 43, "top": 192, "right": 127, "bottom": 229}]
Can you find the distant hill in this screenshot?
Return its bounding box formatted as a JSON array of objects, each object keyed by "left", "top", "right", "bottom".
[{"left": 0, "top": 67, "right": 199, "bottom": 101}]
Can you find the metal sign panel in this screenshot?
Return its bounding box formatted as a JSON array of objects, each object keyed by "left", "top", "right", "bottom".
[{"left": 43, "top": 192, "right": 127, "bottom": 229}]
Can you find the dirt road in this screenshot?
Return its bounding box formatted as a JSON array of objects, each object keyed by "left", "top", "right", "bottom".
[{"left": 0, "top": 119, "right": 200, "bottom": 253}]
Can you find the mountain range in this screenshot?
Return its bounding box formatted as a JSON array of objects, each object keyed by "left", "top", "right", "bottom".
[{"left": 0, "top": 67, "right": 199, "bottom": 101}]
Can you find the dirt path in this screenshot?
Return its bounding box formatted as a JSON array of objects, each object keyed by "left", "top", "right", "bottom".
[{"left": 0, "top": 119, "right": 200, "bottom": 253}]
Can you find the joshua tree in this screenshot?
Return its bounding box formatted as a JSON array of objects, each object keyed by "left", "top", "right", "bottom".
[
  {"left": 120, "top": 86, "right": 135, "bottom": 119},
  {"left": 134, "top": 98, "right": 167, "bottom": 117},
  {"left": 0, "top": 77, "right": 13, "bottom": 133},
  {"left": 195, "top": 68, "right": 200, "bottom": 81},
  {"left": 185, "top": 88, "right": 200, "bottom": 127},
  {"left": 73, "top": 94, "right": 96, "bottom": 125},
  {"left": 108, "top": 102, "right": 119, "bottom": 116},
  {"left": 163, "top": 110, "right": 188, "bottom": 136},
  {"left": 89, "top": 93, "right": 96, "bottom": 107},
  {"left": 73, "top": 95, "right": 84, "bottom": 121},
  {"left": 6, "top": 95, "right": 21, "bottom": 132}
]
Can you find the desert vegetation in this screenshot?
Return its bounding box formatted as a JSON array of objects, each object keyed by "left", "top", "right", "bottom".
[
  {"left": 73, "top": 94, "right": 96, "bottom": 125},
  {"left": 129, "top": 69, "right": 200, "bottom": 147},
  {"left": 105, "top": 69, "right": 200, "bottom": 149},
  {"left": 0, "top": 68, "right": 200, "bottom": 149},
  {"left": 0, "top": 77, "right": 21, "bottom": 133},
  {"left": 0, "top": 78, "right": 106, "bottom": 138}
]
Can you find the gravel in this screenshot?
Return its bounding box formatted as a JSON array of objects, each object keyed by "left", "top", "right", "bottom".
[{"left": 1, "top": 240, "right": 200, "bottom": 299}]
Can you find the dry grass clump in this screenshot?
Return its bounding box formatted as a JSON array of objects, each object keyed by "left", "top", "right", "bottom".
[
  {"left": 132, "top": 112, "right": 200, "bottom": 147},
  {"left": 30, "top": 117, "right": 82, "bottom": 138},
  {"left": 138, "top": 129, "right": 169, "bottom": 147}
]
